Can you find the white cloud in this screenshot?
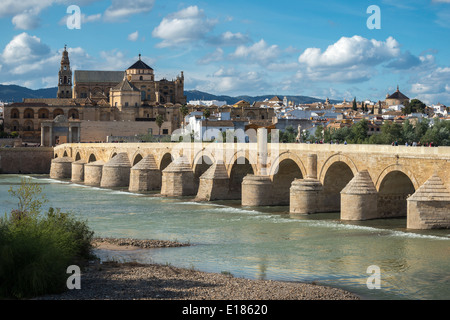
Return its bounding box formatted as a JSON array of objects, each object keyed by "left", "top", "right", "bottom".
[
  {"left": 295, "top": 35, "right": 406, "bottom": 83},
  {"left": 104, "top": 0, "right": 154, "bottom": 21},
  {"left": 198, "top": 48, "right": 224, "bottom": 65},
  {"left": 152, "top": 6, "right": 217, "bottom": 48},
  {"left": 193, "top": 67, "right": 270, "bottom": 95},
  {"left": 208, "top": 31, "right": 251, "bottom": 46},
  {"left": 128, "top": 31, "right": 139, "bottom": 42},
  {"left": 230, "top": 39, "right": 281, "bottom": 65},
  {"left": 299, "top": 35, "right": 400, "bottom": 69},
  {"left": 409, "top": 66, "right": 450, "bottom": 104},
  {"left": 12, "top": 11, "right": 41, "bottom": 30},
  {"left": 2, "top": 32, "right": 51, "bottom": 64}
]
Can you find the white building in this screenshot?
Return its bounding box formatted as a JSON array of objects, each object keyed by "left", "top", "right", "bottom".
[
  {"left": 185, "top": 111, "right": 235, "bottom": 141},
  {"left": 432, "top": 103, "right": 447, "bottom": 116},
  {"left": 386, "top": 104, "right": 405, "bottom": 112},
  {"left": 188, "top": 100, "right": 227, "bottom": 107}
]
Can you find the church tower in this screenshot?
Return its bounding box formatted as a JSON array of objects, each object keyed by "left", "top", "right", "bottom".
[{"left": 57, "top": 45, "right": 72, "bottom": 99}]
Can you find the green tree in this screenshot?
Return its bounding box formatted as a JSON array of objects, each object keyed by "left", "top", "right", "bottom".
[
  {"left": 380, "top": 121, "right": 402, "bottom": 144},
  {"left": 402, "top": 119, "right": 416, "bottom": 144},
  {"left": 350, "top": 119, "right": 369, "bottom": 143},
  {"left": 155, "top": 114, "right": 164, "bottom": 139},
  {"left": 352, "top": 97, "right": 357, "bottom": 111},
  {"left": 403, "top": 99, "right": 426, "bottom": 115},
  {"left": 314, "top": 125, "right": 324, "bottom": 142},
  {"left": 8, "top": 178, "right": 47, "bottom": 221},
  {"left": 179, "top": 105, "right": 189, "bottom": 129}
]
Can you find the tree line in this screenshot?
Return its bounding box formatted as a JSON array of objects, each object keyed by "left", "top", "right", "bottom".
[{"left": 281, "top": 118, "right": 450, "bottom": 146}]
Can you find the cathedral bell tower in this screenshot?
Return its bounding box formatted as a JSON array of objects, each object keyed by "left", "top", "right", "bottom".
[{"left": 57, "top": 45, "right": 73, "bottom": 99}]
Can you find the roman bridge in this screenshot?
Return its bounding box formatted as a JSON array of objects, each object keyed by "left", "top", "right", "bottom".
[{"left": 50, "top": 136, "right": 450, "bottom": 230}]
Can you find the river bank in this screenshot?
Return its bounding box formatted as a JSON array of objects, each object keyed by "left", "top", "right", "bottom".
[{"left": 36, "top": 238, "right": 360, "bottom": 300}]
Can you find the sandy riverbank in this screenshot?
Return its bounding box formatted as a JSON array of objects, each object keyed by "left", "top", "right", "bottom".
[{"left": 36, "top": 238, "right": 360, "bottom": 300}]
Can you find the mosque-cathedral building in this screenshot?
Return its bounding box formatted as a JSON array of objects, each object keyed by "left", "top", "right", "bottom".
[{"left": 3, "top": 46, "right": 273, "bottom": 146}]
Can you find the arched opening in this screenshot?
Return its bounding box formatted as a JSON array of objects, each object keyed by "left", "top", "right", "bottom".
[
  {"left": 160, "top": 153, "right": 173, "bottom": 171},
  {"left": 38, "top": 108, "right": 49, "bottom": 119},
  {"left": 23, "top": 108, "right": 34, "bottom": 119},
  {"left": 193, "top": 155, "right": 213, "bottom": 192},
  {"left": 10, "top": 108, "right": 19, "bottom": 119},
  {"left": 111, "top": 152, "right": 117, "bottom": 159},
  {"left": 63, "top": 151, "right": 68, "bottom": 157},
  {"left": 378, "top": 171, "right": 415, "bottom": 218},
  {"left": 53, "top": 109, "right": 64, "bottom": 118},
  {"left": 229, "top": 157, "right": 254, "bottom": 199},
  {"left": 68, "top": 108, "right": 79, "bottom": 119},
  {"left": 23, "top": 120, "right": 34, "bottom": 131},
  {"left": 88, "top": 154, "right": 96, "bottom": 163},
  {"left": 11, "top": 120, "right": 19, "bottom": 132},
  {"left": 133, "top": 154, "right": 143, "bottom": 166},
  {"left": 272, "top": 159, "right": 303, "bottom": 205},
  {"left": 75, "top": 152, "right": 81, "bottom": 161},
  {"left": 322, "top": 161, "right": 354, "bottom": 212}
]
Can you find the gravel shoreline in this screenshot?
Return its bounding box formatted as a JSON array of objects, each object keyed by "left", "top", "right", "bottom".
[{"left": 36, "top": 238, "right": 360, "bottom": 300}]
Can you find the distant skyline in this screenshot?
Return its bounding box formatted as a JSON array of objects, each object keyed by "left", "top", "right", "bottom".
[{"left": 0, "top": 0, "right": 449, "bottom": 105}]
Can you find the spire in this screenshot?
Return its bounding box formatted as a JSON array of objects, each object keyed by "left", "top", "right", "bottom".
[
  {"left": 138, "top": 53, "right": 141, "bottom": 60},
  {"left": 396, "top": 85, "right": 399, "bottom": 92}
]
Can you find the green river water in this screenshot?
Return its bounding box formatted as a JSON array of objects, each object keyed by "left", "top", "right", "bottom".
[{"left": 1, "top": 174, "right": 449, "bottom": 300}]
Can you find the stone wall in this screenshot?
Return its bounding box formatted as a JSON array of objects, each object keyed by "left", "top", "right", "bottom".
[
  {"left": 79, "top": 120, "right": 172, "bottom": 143},
  {"left": 0, "top": 147, "right": 53, "bottom": 174}
]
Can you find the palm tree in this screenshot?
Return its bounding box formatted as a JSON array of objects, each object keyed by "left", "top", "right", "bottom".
[
  {"left": 203, "top": 108, "right": 211, "bottom": 141},
  {"left": 155, "top": 114, "right": 164, "bottom": 141},
  {"left": 179, "top": 105, "right": 189, "bottom": 130}
]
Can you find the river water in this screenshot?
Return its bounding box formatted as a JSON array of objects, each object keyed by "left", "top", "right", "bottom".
[{"left": 1, "top": 174, "right": 449, "bottom": 300}]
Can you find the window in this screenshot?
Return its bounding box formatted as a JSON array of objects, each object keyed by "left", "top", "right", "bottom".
[
  {"left": 125, "top": 102, "right": 129, "bottom": 107},
  {"left": 162, "top": 129, "right": 169, "bottom": 135},
  {"left": 140, "top": 76, "right": 143, "bottom": 81}
]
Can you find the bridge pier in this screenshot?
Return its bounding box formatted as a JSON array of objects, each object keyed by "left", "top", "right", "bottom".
[
  {"left": 161, "top": 156, "right": 196, "bottom": 197},
  {"left": 195, "top": 163, "right": 231, "bottom": 201},
  {"left": 100, "top": 153, "right": 131, "bottom": 188},
  {"left": 407, "top": 173, "right": 450, "bottom": 229},
  {"left": 289, "top": 178, "right": 323, "bottom": 214},
  {"left": 340, "top": 170, "right": 378, "bottom": 220},
  {"left": 129, "top": 155, "right": 161, "bottom": 192},
  {"left": 241, "top": 175, "right": 273, "bottom": 206},
  {"left": 50, "top": 157, "right": 73, "bottom": 180},
  {"left": 84, "top": 160, "right": 105, "bottom": 186},
  {"left": 71, "top": 160, "right": 86, "bottom": 183}
]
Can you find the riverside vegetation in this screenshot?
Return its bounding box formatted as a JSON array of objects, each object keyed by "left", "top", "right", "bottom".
[{"left": 0, "top": 178, "right": 94, "bottom": 299}]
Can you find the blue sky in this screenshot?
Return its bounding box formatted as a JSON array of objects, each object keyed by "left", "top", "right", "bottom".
[{"left": 0, "top": 0, "right": 449, "bottom": 105}]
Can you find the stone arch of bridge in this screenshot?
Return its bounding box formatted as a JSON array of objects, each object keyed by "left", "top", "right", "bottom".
[
  {"left": 226, "top": 151, "right": 257, "bottom": 178},
  {"left": 192, "top": 149, "right": 216, "bottom": 172},
  {"left": 132, "top": 153, "right": 144, "bottom": 166},
  {"left": 159, "top": 152, "right": 173, "bottom": 171},
  {"left": 269, "top": 151, "right": 307, "bottom": 178},
  {"left": 318, "top": 154, "right": 358, "bottom": 185},
  {"left": 320, "top": 155, "right": 357, "bottom": 212},
  {"left": 271, "top": 156, "right": 305, "bottom": 206},
  {"left": 88, "top": 153, "right": 97, "bottom": 163},
  {"left": 228, "top": 155, "right": 255, "bottom": 199},
  {"left": 193, "top": 153, "right": 214, "bottom": 193},
  {"left": 375, "top": 164, "right": 418, "bottom": 219},
  {"left": 375, "top": 164, "right": 419, "bottom": 192}
]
